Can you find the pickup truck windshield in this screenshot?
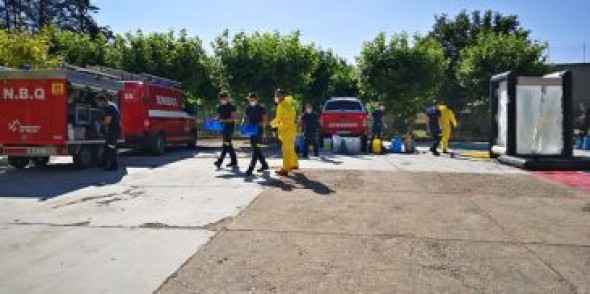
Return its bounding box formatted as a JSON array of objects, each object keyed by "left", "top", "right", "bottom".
[{"left": 324, "top": 101, "right": 363, "bottom": 112}]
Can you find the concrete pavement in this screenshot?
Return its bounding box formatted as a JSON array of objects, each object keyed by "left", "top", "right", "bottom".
[
  {"left": 158, "top": 169, "right": 590, "bottom": 294},
  {"left": 0, "top": 149, "right": 265, "bottom": 294},
  {"left": 1, "top": 144, "right": 589, "bottom": 293}
]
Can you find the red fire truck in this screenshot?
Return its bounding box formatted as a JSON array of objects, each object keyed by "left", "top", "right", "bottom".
[{"left": 0, "top": 65, "right": 197, "bottom": 169}]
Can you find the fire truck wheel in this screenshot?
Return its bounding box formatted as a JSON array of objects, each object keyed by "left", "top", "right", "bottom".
[
  {"left": 73, "top": 146, "right": 93, "bottom": 169},
  {"left": 93, "top": 145, "right": 105, "bottom": 167},
  {"left": 32, "top": 157, "right": 50, "bottom": 167},
  {"left": 8, "top": 157, "right": 30, "bottom": 169},
  {"left": 150, "top": 133, "right": 166, "bottom": 155}
]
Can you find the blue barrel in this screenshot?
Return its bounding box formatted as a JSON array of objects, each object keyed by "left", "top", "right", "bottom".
[
  {"left": 390, "top": 138, "right": 403, "bottom": 153},
  {"left": 240, "top": 124, "right": 259, "bottom": 137},
  {"left": 203, "top": 119, "right": 224, "bottom": 131},
  {"left": 583, "top": 136, "right": 590, "bottom": 151}
]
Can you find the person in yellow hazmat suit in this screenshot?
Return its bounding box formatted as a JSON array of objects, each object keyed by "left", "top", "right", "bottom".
[
  {"left": 438, "top": 101, "right": 457, "bottom": 153},
  {"left": 270, "top": 89, "right": 299, "bottom": 176}
]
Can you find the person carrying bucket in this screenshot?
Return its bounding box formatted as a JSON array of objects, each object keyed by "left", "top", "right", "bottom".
[
  {"left": 299, "top": 103, "right": 320, "bottom": 158},
  {"left": 270, "top": 89, "right": 299, "bottom": 177},
  {"left": 426, "top": 99, "right": 442, "bottom": 156},
  {"left": 438, "top": 101, "right": 457, "bottom": 154},
  {"left": 214, "top": 91, "right": 238, "bottom": 169},
  {"left": 243, "top": 92, "right": 269, "bottom": 176}
]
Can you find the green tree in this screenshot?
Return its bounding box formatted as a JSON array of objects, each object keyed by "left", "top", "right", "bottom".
[
  {"left": 429, "top": 10, "right": 530, "bottom": 108},
  {"left": 304, "top": 50, "right": 358, "bottom": 107},
  {"left": 104, "top": 29, "right": 218, "bottom": 107},
  {"left": 1, "top": 0, "right": 107, "bottom": 36},
  {"left": 212, "top": 30, "right": 319, "bottom": 107},
  {"left": 457, "top": 32, "right": 549, "bottom": 113},
  {"left": 357, "top": 32, "right": 447, "bottom": 133},
  {"left": 0, "top": 28, "right": 61, "bottom": 68},
  {"left": 49, "top": 27, "right": 107, "bottom": 66}
]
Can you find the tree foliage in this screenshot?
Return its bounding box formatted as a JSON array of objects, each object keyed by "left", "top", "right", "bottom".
[
  {"left": 212, "top": 30, "right": 318, "bottom": 106},
  {"left": 457, "top": 32, "right": 549, "bottom": 112},
  {"left": 357, "top": 32, "right": 447, "bottom": 132},
  {"left": 429, "top": 10, "right": 531, "bottom": 107},
  {"left": 1, "top": 0, "right": 106, "bottom": 35},
  {"left": 0, "top": 28, "right": 61, "bottom": 68},
  {"left": 304, "top": 50, "right": 358, "bottom": 107}
]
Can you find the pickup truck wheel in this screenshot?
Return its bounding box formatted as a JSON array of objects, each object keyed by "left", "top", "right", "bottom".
[
  {"left": 73, "top": 146, "right": 93, "bottom": 169},
  {"left": 32, "top": 157, "right": 50, "bottom": 167},
  {"left": 8, "top": 157, "right": 30, "bottom": 169}
]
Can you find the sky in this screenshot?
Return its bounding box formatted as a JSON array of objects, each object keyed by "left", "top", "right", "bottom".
[{"left": 94, "top": 0, "right": 589, "bottom": 64}]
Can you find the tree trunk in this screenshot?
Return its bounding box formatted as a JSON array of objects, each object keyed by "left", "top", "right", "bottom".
[{"left": 38, "top": 0, "right": 46, "bottom": 29}]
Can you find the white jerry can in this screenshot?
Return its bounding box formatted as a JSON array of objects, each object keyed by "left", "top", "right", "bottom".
[
  {"left": 322, "top": 137, "right": 333, "bottom": 152},
  {"left": 332, "top": 135, "right": 343, "bottom": 153},
  {"left": 344, "top": 137, "right": 361, "bottom": 154}
]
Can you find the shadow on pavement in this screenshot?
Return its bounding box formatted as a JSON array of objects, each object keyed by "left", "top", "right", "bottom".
[
  {"left": 258, "top": 171, "right": 335, "bottom": 196},
  {"left": 0, "top": 148, "right": 197, "bottom": 200}
]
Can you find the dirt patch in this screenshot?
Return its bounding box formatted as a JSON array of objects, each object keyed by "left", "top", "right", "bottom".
[
  {"left": 138, "top": 217, "right": 234, "bottom": 231},
  {"left": 53, "top": 188, "right": 145, "bottom": 209},
  {"left": 201, "top": 216, "right": 234, "bottom": 231}
]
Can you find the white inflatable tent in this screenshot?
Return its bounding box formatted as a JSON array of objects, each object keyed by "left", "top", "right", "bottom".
[{"left": 490, "top": 71, "right": 590, "bottom": 170}]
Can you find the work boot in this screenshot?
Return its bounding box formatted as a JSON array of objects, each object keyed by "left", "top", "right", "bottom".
[
  {"left": 226, "top": 162, "right": 238, "bottom": 168},
  {"left": 275, "top": 169, "right": 289, "bottom": 177},
  {"left": 257, "top": 165, "right": 269, "bottom": 172},
  {"left": 442, "top": 149, "right": 449, "bottom": 154},
  {"left": 245, "top": 167, "right": 254, "bottom": 177},
  {"left": 214, "top": 160, "right": 221, "bottom": 169},
  {"left": 430, "top": 147, "right": 440, "bottom": 156}
]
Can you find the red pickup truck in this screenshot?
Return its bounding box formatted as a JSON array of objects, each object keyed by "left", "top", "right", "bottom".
[{"left": 320, "top": 97, "right": 369, "bottom": 151}]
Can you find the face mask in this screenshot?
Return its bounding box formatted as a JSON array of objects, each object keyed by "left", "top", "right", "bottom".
[
  {"left": 274, "top": 97, "right": 279, "bottom": 103},
  {"left": 379, "top": 106, "right": 385, "bottom": 111},
  {"left": 220, "top": 99, "right": 228, "bottom": 105},
  {"left": 249, "top": 101, "right": 256, "bottom": 106},
  {"left": 306, "top": 108, "right": 312, "bottom": 113}
]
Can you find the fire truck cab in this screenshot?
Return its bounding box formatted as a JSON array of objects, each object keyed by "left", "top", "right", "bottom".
[{"left": 0, "top": 65, "right": 197, "bottom": 169}]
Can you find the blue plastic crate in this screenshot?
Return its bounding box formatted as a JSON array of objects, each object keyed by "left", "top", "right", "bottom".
[
  {"left": 240, "top": 124, "right": 259, "bottom": 137},
  {"left": 203, "top": 119, "right": 224, "bottom": 131}
]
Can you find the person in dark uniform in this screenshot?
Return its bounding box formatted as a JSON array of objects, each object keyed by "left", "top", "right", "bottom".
[
  {"left": 94, "top": 95, "right": 121, "bottom": 171},
  {"left": 426, "top": 100, "right": 442, "bottom": 156},
  {"left": 299, "top": 103, "right": 320, "bottom": 158},
  {"left": 371, "top": 103, "right": 385, "bottom": 141},
  {"left": 244, "top": 92, "right": 269, "bottom": 176},
  {"left": 214, "top": 91, "right": 238, "bottom": 168}
]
